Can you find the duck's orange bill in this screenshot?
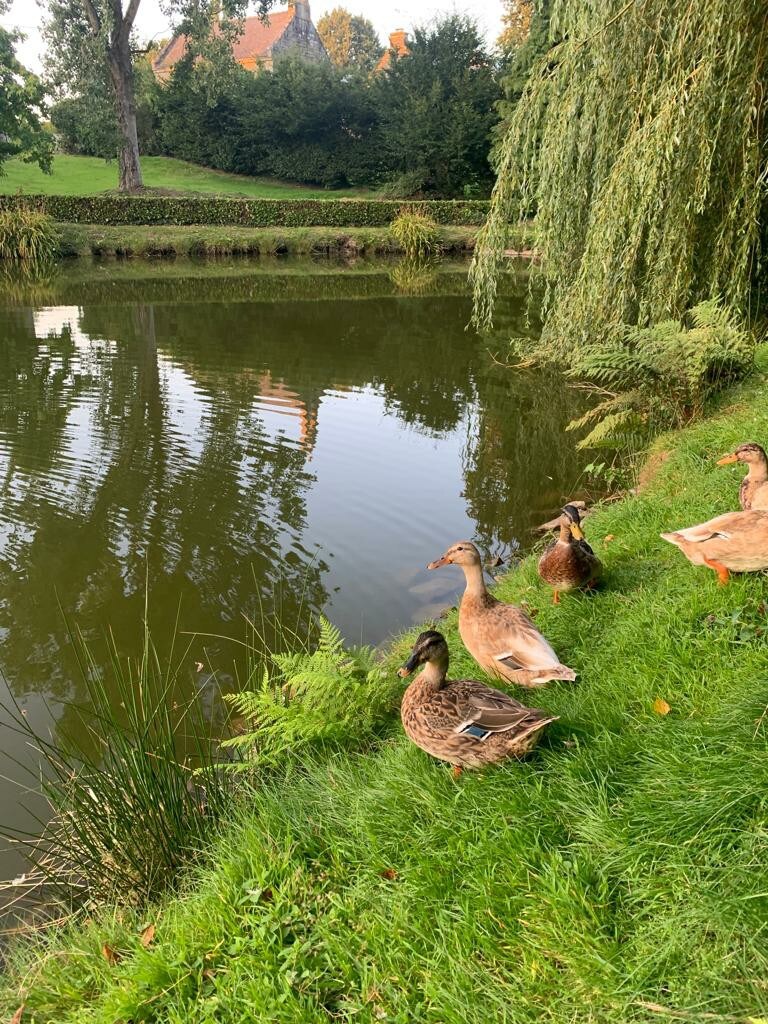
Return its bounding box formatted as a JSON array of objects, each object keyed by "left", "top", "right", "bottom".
[
  {"left": 427, "top": 556, "right": 449, "bottom": 570},
  {"left": 716, "top": 453, "right": 739, "bottom": 465}
]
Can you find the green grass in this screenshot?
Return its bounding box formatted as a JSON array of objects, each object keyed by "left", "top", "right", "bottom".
[
  {"left": 2, "top": 360, "right": 768, "bottom": 1023},
  {"left": 54, "top": 222, "right": 479, "bottom": 259},
  {"left": 0, "top": 155, "right": 368, "bottom": 199}
]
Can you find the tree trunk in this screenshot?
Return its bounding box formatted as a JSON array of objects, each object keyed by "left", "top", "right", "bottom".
[{"left": 107, "top": 32, "right": 143, "bottom": 192}]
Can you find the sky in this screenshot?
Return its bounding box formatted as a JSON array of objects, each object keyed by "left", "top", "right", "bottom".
[{"left": 1, "top": 0, "right": 506, "bottom": 73}]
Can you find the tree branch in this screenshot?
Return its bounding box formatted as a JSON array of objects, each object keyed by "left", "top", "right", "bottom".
[
  {"left": 123, "top": 0, "right": 142, "bottom": 33},
  {"left": 81, "top": 0, "right": 102, "bottom": 35}
]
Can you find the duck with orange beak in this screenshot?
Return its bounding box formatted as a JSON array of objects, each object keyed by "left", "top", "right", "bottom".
[
  {"left": 716, "top": 442, "right": 768, "bottom": 511},
  {"left": 427, "top": 541, "right": 577, "bottom": 688},
  {"left": 537, "top": 504, "right": 602, "bottom": 605}
]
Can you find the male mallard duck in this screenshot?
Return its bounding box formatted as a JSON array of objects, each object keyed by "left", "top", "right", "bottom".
[
  {"left": 717, "top": 442, "right": 768, "bottom": 511},
  {"left": 660, "top": 510, "right": 768, "bottom": 585},
  {"left": 537, "top": 504, "right": 602, "bottom": 604},
  {"left": 427, "top": 541, "right": 576, "bottom": 688},
  {"left": 398, "top": 630, "right": 558, "bottom": 774}
]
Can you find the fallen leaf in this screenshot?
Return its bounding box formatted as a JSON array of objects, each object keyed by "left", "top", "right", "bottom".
[
  {"left": 10, "top": 1006, "right": 24, "bottom": 1024},
  {"left": 380, "top": 868, "right": 398, "bottom": 881},
  {"left": 653, "top": 697, "right": 671, "bottom": 716},
  {"left": 101, "top": 943, "right": 120, "bottom": 966},
  {"left": 603, "top": 534, "right": 615, "bottom": 545},
  {"left": 195, "top": 662, "right": 204, "bottom": 673},
  {"left": 139, "top": 923, "right": 156, "bottom": 948}
]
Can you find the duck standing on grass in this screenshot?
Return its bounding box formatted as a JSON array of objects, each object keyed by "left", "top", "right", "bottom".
[
  {"left": 537, "top": 504, "right": 602, "bottom": 604},
  {"left": 427, "top": 541, "right": 576, "bottom": 688},
  {"left": 661, "top": 510, "right": 768, "bottom": 585},
  {"left": 398, "top": 630, "right": 558, "bottom": 776},
  {"left": 716, "top": 442, "right": 768, "bottom": 511}
]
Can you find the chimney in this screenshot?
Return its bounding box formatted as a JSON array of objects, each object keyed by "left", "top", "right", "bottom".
[
  {"left": 390, "top": 29, "right": 408, "bottom": 54},
  {"left": 291, "top": 0, "right": 310, "bottom": 22}
]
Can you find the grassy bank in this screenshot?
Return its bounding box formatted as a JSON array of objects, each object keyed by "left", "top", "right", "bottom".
[
  {"left": 2, "top": 360, "right": 768, "bottom": 1023},
  {"left": 0, "top": 155, "right": 368, "bottom": 199},
  {"left": 55, "top": 223, "right": 480, "bottom": 259}
]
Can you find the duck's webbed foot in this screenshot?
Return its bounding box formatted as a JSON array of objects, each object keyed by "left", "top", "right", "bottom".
[{"left": 704, "top": 556, "right": 730, "bottom": 586}]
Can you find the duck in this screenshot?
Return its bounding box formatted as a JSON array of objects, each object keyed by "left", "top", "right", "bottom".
[
  {"left": 427, "top": 541, "right": 576, "bottom": 688},
  {"left": 716, "top": 442, "right": 768, "bottom": 511},
  {"left": 537, "top": 504, "right": 602, "bottom": 604},
  {"left": 398, "top": 630, "right": 558, "bottom": 775},
  {"left": 660, "top": 510, "right": 768, "bottom": 585}
]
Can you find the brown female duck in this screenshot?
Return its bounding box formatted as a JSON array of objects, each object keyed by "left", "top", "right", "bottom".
[
  {"left": 537, "top": 504, "right": 602, "bottom": 604},
  {"left": 717, "top": 442, "right": 768, "bottom": 511},
  {"left": 427, "top": 541, "right": 576, "bottom": 688},
  {"left": 398, "top": 630, "right": 557, "bottom": 775},
  {"left": 661, "top": 510, "right": 768, "bottom": 585}
]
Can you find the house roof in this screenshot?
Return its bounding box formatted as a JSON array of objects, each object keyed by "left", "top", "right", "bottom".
[
  {"left": 376, "top": 29, "right": 410, "bottom": 72},
  {"left": 153, "top": 10, "right": 295, "bottom": 75}
]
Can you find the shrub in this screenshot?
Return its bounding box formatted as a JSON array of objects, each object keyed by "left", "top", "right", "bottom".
[
  {"left": 389, "top": 208, "right": 440, "bottom": 260},
  {"left": 566, "top": 300, "right": 755, "bottom": 452},
  {"left": 0, "top": 194, "right": 489, "bottom": 228},
  {"left": 222, "top": 617, "right": 400, "bottom": 765},
  {"left": 0, "top": 207, "right": 59, "bottom": 261},
  {"left": 1, "top": 623, "right": 234, "bottom": 911}
]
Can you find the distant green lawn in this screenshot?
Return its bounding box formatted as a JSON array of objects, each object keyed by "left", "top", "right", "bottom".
[{"left": 0, "top": 154, "right": 368, "bottom": 199}]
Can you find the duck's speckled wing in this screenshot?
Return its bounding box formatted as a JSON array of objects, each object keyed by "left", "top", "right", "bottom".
[{"left": 417, "top": 680, "right": 551, "bottom": 736}]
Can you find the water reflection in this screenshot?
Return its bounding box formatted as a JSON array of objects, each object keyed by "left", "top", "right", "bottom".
[{"left": 0, "top": 259, "right": 593, "bottom": 877}]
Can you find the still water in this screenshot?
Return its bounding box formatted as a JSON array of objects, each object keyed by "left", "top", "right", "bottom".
[{"left": 0, "top": 258, "right": 592, "bottom": 878}]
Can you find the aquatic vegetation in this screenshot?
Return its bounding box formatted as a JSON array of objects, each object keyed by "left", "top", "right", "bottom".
[
  {"left": 1, "top": 618, "right": 234, "bottom": 912},
  {"left": 389, "top": 208, "right": 441, "bottom": 260},
  {"left": 0, "top": 206, "right": 59, "bottom": 262}
]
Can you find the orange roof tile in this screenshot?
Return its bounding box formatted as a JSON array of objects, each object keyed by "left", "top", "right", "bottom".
[{"left": 154, "top": 9, "right": 295, "bottom": 75}]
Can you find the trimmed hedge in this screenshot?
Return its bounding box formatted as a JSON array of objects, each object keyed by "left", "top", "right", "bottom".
[{"left": 0, "top": 195, "right": 489, "bottom": 228}]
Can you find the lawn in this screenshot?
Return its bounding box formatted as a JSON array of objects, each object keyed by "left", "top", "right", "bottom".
[
  {"left": 0, "top": 154, "right": 368, "bottom": 199},
  {"left": 2, "top": 358, "right": 768, "bottom": 1023}
]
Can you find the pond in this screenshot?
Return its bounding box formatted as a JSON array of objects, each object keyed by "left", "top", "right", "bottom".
[{"left": 0, "top": 257, "right": 595, "bottom": 882}]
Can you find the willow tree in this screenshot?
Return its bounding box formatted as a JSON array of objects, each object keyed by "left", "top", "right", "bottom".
[{"left": 471, "top": 0, "right": 768, "bottom": 357}]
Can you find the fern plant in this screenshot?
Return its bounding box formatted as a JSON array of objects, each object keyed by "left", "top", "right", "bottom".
[
  {"left": 223, "top": 617, "right": 402, "bottom": 764},
  {"left": 567, "top": 301, "right": 755, "bottom": 453}
]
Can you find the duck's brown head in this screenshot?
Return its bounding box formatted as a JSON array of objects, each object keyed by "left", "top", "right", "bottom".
[
  {"left": 427, "top": 541, "right": 481, "bottom": 570},
  {"left": 397, "top": 630, "right": 449, "bottom": 678},
  {"left": 717, "top": 442, "right": 768, "bottom": 466},
  {"left": 561, "top": 503, "right": 585, "bottom": 540}
]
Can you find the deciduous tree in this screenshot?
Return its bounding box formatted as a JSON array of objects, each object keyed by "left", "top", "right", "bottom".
[
  {"left": 42, "top": 0, "right": 276, "bottom": 192},
  {"left": 316, "top": 7, "right": 382, "bottom": 72},
  {"left": 0, "top": 0, "right": 53, "bottom": 174}
]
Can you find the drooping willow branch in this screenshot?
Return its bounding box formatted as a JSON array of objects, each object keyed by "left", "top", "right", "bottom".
[{"left": 471, "top": 0, "right": 768, "bottom": 360}]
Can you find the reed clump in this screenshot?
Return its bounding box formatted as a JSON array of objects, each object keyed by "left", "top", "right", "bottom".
[
  {"left": 389, "top": 207, "right": 441, "bottom": 260},
  {"left": 0, "top": 206, "right": 59, "bottom": 262}
]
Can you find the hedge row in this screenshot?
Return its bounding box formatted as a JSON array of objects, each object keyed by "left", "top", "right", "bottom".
[{"left": 0, "top": 195, "right": 490, "bottom": 228}]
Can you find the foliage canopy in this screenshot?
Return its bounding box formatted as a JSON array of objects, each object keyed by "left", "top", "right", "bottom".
[
  {"left": 0, "top": 2, "right": 53, "bottom": 175},
  {"left": 472, "top": 0, "right": 768, "bottom": 358},
  {"left": 316, "top": 6, "right": 382, "bottom": 72}
]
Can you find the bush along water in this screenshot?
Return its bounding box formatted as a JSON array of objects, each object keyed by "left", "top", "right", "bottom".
[
  {"left": 0, "top": 207, "right": 59, "bottom": 262},
  {"left": 0, "top": 617, "right": 235, "bottom": 913}
]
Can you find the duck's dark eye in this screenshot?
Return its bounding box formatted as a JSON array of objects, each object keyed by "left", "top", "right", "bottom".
[{"left": 457, "top": 546, "right": 464, "bottom": 551}]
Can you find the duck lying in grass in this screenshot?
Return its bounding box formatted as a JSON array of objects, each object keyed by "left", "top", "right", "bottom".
[
  {"left": 661, "top": 510, "right": 768, "bottom": 585},
  {"left": 398, "top": 630, "right": 558, "bottom": 775},
  {"left": 717, "top": 442, "right": 768, "bottom": 511},
  {"left": 537, "top": 504, "right": 602, "bottom": 604},
  {"left": 427, "top": 541, "right": 576, "bottom": 688}
]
